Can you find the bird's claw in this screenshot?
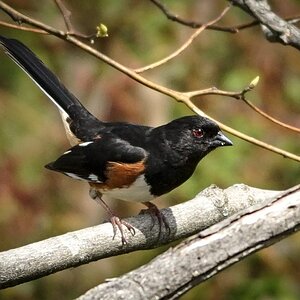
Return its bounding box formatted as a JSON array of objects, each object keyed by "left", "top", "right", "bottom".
[
  {"left": 110, "top": 215, "right": 136, "bottom": 245},
  {"left": 142, "top": 202, "right": 171, "bottom": 240}
]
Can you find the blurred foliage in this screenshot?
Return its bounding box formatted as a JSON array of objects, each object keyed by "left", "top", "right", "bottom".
[{"left": 0, "top": 0, "right": 299, "bottom": 299}]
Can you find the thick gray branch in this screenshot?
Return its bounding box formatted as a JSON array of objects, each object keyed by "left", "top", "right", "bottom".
[
  {"left": 78, "top": 185, "right": 300, "bottom": 300},
  {"left": 230, "top": 0, "right": 300, "bottom": 49},
  {"left": 0, "top": 184, "right": 278, "bottom": 289}
]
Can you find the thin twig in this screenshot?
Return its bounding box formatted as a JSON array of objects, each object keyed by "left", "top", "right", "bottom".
[
  {"left": 183, "top": 76, "right": 258, "bottom": 99},
  {"left": 149, "top": 0, "right": 263, "bottom": 33},
  {"left": 0, "top": 20, "right": 48, "bottom": 34},
  {"left": 184, "top": 86, "right": 249, "bottom": 99},
  {"left": 181, "top": 80, "right": 300, "bottom": 161},
  {"left": 149, "top": 0, "right": 300, "bottom": 34},
  {"left": 242, "top": 98, "right": 300, "bottom": 133},
  {"left": 149, "top": 0, "right": 236, "bottom": 31},
  {"left": 184, "top": 82, "right": 300, "bottom": 134},
  {"left": 0, "top": 1, "right": 299, "bottom": 162},
  {"left": 135, "top": 5, "right": 231, "bottom": 73},
  {"left": 54, "top": 0, "right": 97, "bottom": 40},
  {"left": 230, "top": 0, "right": 300, "bottom": 50},
  {"left": 54, "top": 0, "right": 72, "bottom": 32},
  {"left": 184, "top": 98, "right": 300, "bottom": 161},
  {"left": 0, "top": 1, "right": 66, "bottom": 37},
  {"left": 0, "top": 1, "right": 96, "bottom": 40},
  {"left": 0, "top": 19, "right": 96, "bottom": 39}
]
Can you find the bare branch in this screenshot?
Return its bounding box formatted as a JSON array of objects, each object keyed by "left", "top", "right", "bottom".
[
  {"left": 230, "top": 0, "right": 300, "bottom": 50},
  {"left": 135, "top": 5, "right": 231, "bottom": 73},
  {"left": 184, "top": 78, "right": 300, "bottom": 134},
  {"left": 235, "top": 15, "right": 300, "bottom": 31},
  {"left": 0, "top": 20, "right": 48, "bottom": 34},
  {"left": 54, "top": 0, "right": 98, "bottom": 40},
  {"left": 0, "top": 1, "right": 66, "bottom": 37},
  {"left": 242, "top": 98, "right": 300, "bottom": 134},
  {"left": 183, "top": 77, "right": 257, "bottom": 99},
  {"left": 54, "top": 0, "right": 72, "bottom": 32},
  {"left": 180, "top": 80, "right": 300, "bottom": 161},
  {"left": 149, "top": 0, "right": 238, "bottom": 32},
  {"left": 77, "top": 185, "right": 300, "bottom": 299},
  {"left": 134, "top": 6, "right": 231, "bottom": 73},
  {"left": 149, "top": 0, "right": 300, "bottom": 35},
  {"left": 0, "top": 184, "right": 281, "bottom": 289}
]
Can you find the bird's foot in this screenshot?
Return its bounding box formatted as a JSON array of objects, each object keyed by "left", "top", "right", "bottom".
[
  {"left": 89, "top": 187, "right": 135, "bottom": 245},
  {"left": 110, "top": 215, "right": 135, "bottom": 245},
  {"left": 142, "top": 201, "right": 171, "bottom": 240}
]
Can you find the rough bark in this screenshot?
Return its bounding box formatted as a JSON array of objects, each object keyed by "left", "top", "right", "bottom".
[
  {"left": 230, "top": 0, "right": 300, "bottom": 49},
  {"left": 0, "top": 184, "right": 280, "bottom": 289},
  {"left": 77, "top": 185, "right": 300, "bottom": 300}
]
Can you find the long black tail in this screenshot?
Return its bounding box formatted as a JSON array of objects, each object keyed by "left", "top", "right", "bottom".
[{"left": 0, "top": 35, "right": 94, "bottom": 122}]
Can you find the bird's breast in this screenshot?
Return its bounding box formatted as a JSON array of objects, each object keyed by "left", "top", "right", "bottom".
[{"left": 99, "top": 174, "right": 154, "bottom": 202}]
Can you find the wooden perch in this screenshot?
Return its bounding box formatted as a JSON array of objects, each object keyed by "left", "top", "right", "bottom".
[
  {"left": 230, "top": 0, "right": 300, "bottom": 49},
  {"left": 0, "top": 184, "right": 296, "bottom": 289},
  {"left": 77, "top": 185, "right": 300, "bottom": 300}
]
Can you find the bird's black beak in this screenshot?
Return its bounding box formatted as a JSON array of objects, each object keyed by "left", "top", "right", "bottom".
[{"left": 211, "top": 131, "right": 233, "bottom": 147}]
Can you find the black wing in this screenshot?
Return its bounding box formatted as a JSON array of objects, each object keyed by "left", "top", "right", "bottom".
[{"left": 45, "top": 135, "right": 147, "bottom": 183}]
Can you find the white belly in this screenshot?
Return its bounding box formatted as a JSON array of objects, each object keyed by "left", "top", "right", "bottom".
[{"left": 101, "top": 175, "right": 154, "bottom": 202}]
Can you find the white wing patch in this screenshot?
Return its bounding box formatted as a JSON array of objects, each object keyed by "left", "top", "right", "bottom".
[
  {"left": 64, "top": 172, "right": 102, "bottom": 183},
  {"left": 79, "top": 141, "right": 93, "bottom": 147},
  {"left": 65, "top": 172, "right": 85, "bottom": 181},
  {"left": 88, "top": 174, "right": 100, "bottom": 181}
]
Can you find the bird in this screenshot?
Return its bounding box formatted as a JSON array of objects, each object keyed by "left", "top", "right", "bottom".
[{"left": 0, "top": 35, "right": 233, "bottom": 244}]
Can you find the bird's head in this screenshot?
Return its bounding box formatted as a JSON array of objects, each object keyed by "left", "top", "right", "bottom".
[{"left": 160, "top": 115, "right": 232, "bottom": 161}]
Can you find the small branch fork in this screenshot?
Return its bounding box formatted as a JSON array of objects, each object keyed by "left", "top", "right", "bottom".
[
  {"left": 54, "top": 0, "right": 72, "bottom": 32},
  {"left": 184, "top": 77, "right": 300, "bottom": 134},
  {"left": 134, "top": 5, "right": 231, "bottom": 73},
  {"left": 0, "top": 1, "right": 299, "bottom": 162},
  {"left": 53, "top": 0, "right": 97, "bottom": 40},
  {"left": 149, "top": 0, "right": 251, "bottom": 32},
  {"left": 149, "top": 0, "right": 300, "bottom": 33},
  {"left": 243, "top": 98, "right": 300, "bottom": 133}
]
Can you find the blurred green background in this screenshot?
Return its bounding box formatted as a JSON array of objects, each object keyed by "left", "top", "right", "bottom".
[{"left": 0, "top": 0, "right": 299, "bottom": 299}]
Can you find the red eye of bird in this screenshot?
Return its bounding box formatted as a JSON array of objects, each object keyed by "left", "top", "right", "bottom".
[{"left": 192, "top": 128, "right": 204, "bottom": 138}]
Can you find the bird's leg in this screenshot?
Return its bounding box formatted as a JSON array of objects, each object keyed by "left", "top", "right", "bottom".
[
  {"left": 89, "top": 188, "right": 135, "bottom": 245},
  {"left": 142, "top": 201, "right": 171, "bottom": 239}
]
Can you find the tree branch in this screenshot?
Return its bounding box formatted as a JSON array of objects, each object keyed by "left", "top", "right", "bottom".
[
  {"left": 0, "top": 20, "right": 48, "bottom": 33},
  {"left": 54, "top": 0, "right": 72, "bottom": 32},
  {"left": 0, "top": 184, "right": 283, "bottom": 289},
  {"left": 230, "top": 0, "right": 300, "bottom": 50},
  {"left": 134, "top": 5, "right": 231, "bottom": 73},
  {"left": 77, "top": 185, "right": 300, "bottom": 300},
  {"left": 148, "top": 0, "right": 254, "bottom": 32},
  {"left": 242, "top": 97, "right": 300, "bottom": 133},
  {"left": 54, "top": 0, "right": 98, "bottom": 40},
  {"left": 149, "top": 0, "right": 300, "bottom": 34},
  {"left": 187, "top": 79, "right": 300, "bottom": 134}
]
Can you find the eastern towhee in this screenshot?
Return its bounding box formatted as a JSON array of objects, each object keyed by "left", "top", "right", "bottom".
[{"left": 0, "top": 36, "right": 233, "bottom": 244}]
